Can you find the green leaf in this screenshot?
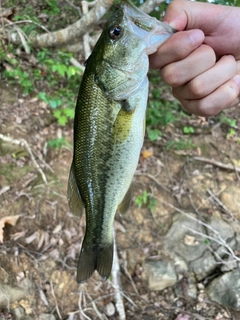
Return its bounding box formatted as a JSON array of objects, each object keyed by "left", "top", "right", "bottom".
[
  {"left": 66, "top": 66, "right": 76, "bottom": 78},
  {"left": 52, "top": 65, "right": 59, "bottom": 72},
  {"left": 63, "top": 108, "right": 75, "bottom": 119},
  {"left": 147, "top": 128, "right": 162, "bottom": 141},
  {"left": 53, "top": 109, "right": 61, "bottom": 118},
  {"left": 58, "top": 115, "right": 67, "bottom": 126},
  {"left": 183, "top": 126, "right": 195, "bottom": 134},
  {"left": 38, "top": 92, "right": 48, "bottom": 103},
  {"left": 49, "top": 100, "right": 58, "bottom": 108},
  {"left": 56, "top": 64, "right": 67, "bottom": 77}
]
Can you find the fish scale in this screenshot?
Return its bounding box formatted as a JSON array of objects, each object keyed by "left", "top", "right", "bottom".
[{"left": 67, "top": 0, "right": 175, "bottom": 283}]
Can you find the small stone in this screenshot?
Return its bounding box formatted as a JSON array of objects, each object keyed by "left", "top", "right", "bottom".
[
  {"left": 105, "top": 302, "right": 115, "bottom": 316},
  {"left": 142, "top": 259, "right": 177, "bottom": 291},
  {"left": 38, "top": 314, "right": 56, "bottom": 320},
  {"left": 206, "top": 268, "right": 240, "bottom": 310}
]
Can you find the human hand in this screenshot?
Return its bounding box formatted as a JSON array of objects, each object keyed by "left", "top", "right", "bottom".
[{"left": 149, "top": 0, "right": 240, "bottom": 116}]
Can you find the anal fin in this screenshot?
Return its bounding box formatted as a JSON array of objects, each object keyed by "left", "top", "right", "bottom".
[
  {"left": 118, "top": 183, "right": 133, "bottom": 214},
  {"left": 67, "top": 163, "right": 84, "bottom": 218}
]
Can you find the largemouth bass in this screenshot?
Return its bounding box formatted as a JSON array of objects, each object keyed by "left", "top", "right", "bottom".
[{"left": 68, "top": 0, "right": 175, "bottom": 283}]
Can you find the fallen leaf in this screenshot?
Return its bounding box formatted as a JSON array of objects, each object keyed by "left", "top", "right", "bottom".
[
  {"left": 0, "top": 215, "right": 20, "bottom": 243},
  {"left": 141, "top": 149, "right": 153, "bottom": 159}
]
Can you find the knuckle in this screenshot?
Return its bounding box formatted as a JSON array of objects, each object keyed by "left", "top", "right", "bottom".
[
  {"left": 199, "top": 45, "right": 216, "bottom": 64},
  {"left": 161, "top": 65, "right": 184, "bottom": 87},
  {"left": 188, "top": 78, "right": 208, "bottom": 98}
]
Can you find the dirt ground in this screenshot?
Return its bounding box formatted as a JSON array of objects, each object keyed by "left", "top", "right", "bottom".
[{"left": 1, "top": 84, "right": 240, "bottom": 320}]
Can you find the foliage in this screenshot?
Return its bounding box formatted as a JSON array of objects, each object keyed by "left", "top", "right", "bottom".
[
  {"left": 146, "top": 72, "right": 180, "bottom": 141},
  {"left": 165, "top": 138, "right": 197, "bottom": 151},
  {"left": 135, "top": 190, "right": 157, "bottom": 212},
  {"left": 183, "top": 126, "right": 195, "bottom": 134},
  {"left": 218, "top": 113, "right": 238, "bottom": 136},
  {"left": 47, "top": 137, "right": 73, "bottom": 150},
  {"left": 3, "top": 44, "right": 82, "bottom": 125}
]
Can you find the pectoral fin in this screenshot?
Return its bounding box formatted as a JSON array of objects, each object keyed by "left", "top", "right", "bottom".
[
  {"left": 118, "top": 183, "right": 133, "bottom": 214},
  {"left": 67, "top": 163, "right": 84, "bottom": 218}
]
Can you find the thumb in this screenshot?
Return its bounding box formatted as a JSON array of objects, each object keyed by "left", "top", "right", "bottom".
[{"left": 163, "top": 0, "right": 189, "bottom": 31}]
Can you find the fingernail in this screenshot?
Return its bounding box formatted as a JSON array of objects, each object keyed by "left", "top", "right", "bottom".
[
  {"left": 189, "top": 30, "right": 204, "bottom": 47},
  {"left": 233, "top": 75, "right": 240, "bottom": 86}
]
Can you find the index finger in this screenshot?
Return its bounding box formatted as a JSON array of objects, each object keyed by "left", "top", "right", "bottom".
[{"left": 149, "top": 29, "right": 204, "bottom": 69}]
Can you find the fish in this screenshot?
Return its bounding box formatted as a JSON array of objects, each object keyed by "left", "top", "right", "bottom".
[{"left": 67, "top": 0, "right": 175, "bottom": 283}]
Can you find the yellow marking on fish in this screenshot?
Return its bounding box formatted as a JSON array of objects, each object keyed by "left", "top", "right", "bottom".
[{"left": 113, "top": 109, "right": 134, "bottom": 143}]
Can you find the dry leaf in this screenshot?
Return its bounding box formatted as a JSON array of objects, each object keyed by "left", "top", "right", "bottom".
[
  {"left": 141, "top": 149, "right": 153, "bottom": 159},
  {"left": 0, "top": 215, "right": 20, "bottom": 243}
]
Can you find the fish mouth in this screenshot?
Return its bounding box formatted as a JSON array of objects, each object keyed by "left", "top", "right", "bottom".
[
  {"left": 122, "top": 0, "right": 176, "bottom": 32},
  {"left": 121, "top": 0, "right": 176, "bottom": 55}
]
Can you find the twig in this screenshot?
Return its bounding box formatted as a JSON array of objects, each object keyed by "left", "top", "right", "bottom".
[
  {"left": 4, "top": 18, "right": 30, "bottom": 53},
  {"left": 135, "top": 172, "right": 170, "bottom": 192},
  {"left": 160, "top": 200, "right": 240, "bottom": 264},
  {"left": 33, "top": 149, "right": 54, "bottom": 173},
  {"left": 0, "top": 133, "right": 48, "bottom": 184},
  {"left": 182, "top": 225, "right": 240, "bottom": 264},
  {"left": 50, "top": 280, "right": 62, "bottom": 319},
  {"left": 210, "top": 141, "right": 240, "bottom": 181},
  {"left": 85, "top": 288, "right": 107, "bottom": 320},
  {"left": 70, "top": 56, "right": 85, "bottom": 71},
  {"left": 64, "top": 0, "right": 82, "bottom": 16},
  {"left": 111, "top": 229, "right": 126, "bottom": 320},
  {"left": 3, "top": 19, "right": 50, "bottom": 33},
  {"left": 207, "top": 189, "right": 235, "bottom": 219},
  {"left": 121, "top": 262, "right": 139, "bottom": 296},
  {"left": 193, "top": 156, "right": 240, "bottom": 173},
  {"left": 78, "top": 285, "right": 92, "bottom": 320}
]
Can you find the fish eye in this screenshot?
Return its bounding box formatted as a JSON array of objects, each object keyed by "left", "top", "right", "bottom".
[{"left": 109, "top": 25, "right": 123, "bottom": 40}]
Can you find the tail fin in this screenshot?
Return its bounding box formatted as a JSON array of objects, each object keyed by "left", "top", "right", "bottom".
[{"left": 77, "top": 241, "right": 113, "bottom": 283}]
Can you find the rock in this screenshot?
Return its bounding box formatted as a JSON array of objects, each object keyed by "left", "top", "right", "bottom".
[
  {"left": 221, "top": 257, "right": 238, "bottom": 272},
  {"left": 174, "top": 277, "right": 197, "bottom": 299},
  {"left": 164, "top": 214, "right": 238, "bottom": 281},
  {"left": 189, "top": 250, "right": 217, "bottom": 281},
  {"left": 206, "top": 268, "right": 240, "bottom": 310},
  {"left": 38, "top": 314, "right": 56, "bottom": 320},
  {"left": 105, "top": 302, "right": 115, "bottom": 316},
  {"left": 18, "top": 278, "right": 35, "bottom": 294},
  {"left": 164, "top": 213, "right": 206, "bottom": 262},
  {"left": 220, "top": 185, "right": 240, "bottom": 219},
  {"left": 208, "top": 217, "right": 235, "bottom": 249},
  {"left": 142, "top": 259, "right": 177, "bottom": 291},
  {"left": 0, "top": 284, "right": 26, "bottom": 307},
  {"left": 12, "top": 307, "right": 25, "bottom": 320},
  {"left": 12, "top": 307, "right": 33, "bottom": 320}
]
